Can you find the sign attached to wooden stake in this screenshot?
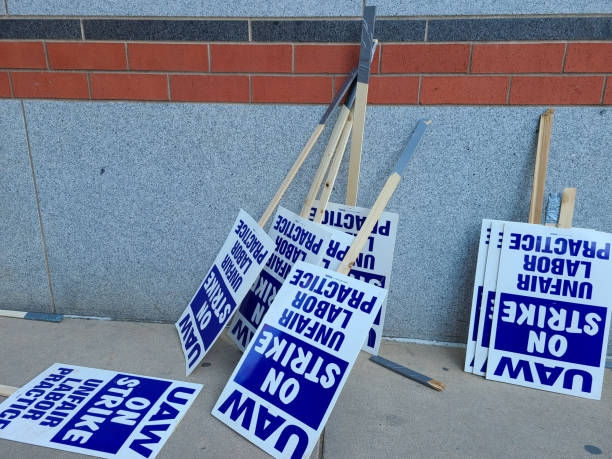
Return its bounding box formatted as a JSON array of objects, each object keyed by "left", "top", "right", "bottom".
[
  {"left": 464, "top": 220, "right": 492, "bottom": 373},
  {"left": 310, "top": 201, "right": 398, "bottom": 355},
  {"left": 227, "top": 207, "right": 333, "bottom": 351},
  {"left": 487, "top": 222, "right": 612, "bottom": 399},
  {"left": 176, "top": 209, "right": 274, "bottom": 375},
  {"left": 213, "top": 261, "right": 386, "bottom": 459},
  {"left": 0, "top": 364, "right": 202, "bottom": 458}
]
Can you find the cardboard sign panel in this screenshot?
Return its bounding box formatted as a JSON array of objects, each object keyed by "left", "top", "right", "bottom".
[
  {"left": 176, "top": 209, "right": 274, "bottom": 375},
  {"left": 487, "top": 222, "right": 612, "bottom": 399},
  {"left": 310, "top": 202, "right": 398, "bottom": 355},
  {"left": 464, "top": 220, "right": 492, "bottom": 373},
  {"left": 227, "top": 207, "right": 334, "bottom": 351},
  {"left": 473, "top": 220, "right": 504, "bottom": 376},
  {"left": 0, "top": 364, "right": 202, "bottom": 458},
  {"left": 213, "top": 261, "right": 386, "bottom": 459}
]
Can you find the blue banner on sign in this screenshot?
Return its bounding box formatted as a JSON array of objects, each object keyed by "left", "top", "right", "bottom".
[
  {"left": 480, "top": 290, "right": 496, "bottom": 346},
  {"left": 239, "top": 270, "right": 282, "bottom": 329},
  {"left": 493, "top": 292, "right": 607, "bottom": 367},
  {"left": 234, "top": 324, "right": 348, "bottom": 430},
  {"left": 51, "top": 375, "right": 171, "bottom": 454},
  {"left": 190, "top": 265, "right": 237, "bottom": 349}
]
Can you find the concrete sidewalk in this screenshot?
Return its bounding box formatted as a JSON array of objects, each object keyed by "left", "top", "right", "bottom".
[{"left": 0, "top": 317, "right": 610, "bottom": 458}]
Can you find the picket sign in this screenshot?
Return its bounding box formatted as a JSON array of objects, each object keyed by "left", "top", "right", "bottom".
[
  {"left": 463, "top": 220, "right": 493, "bottom": 372},
  {"left": 175, "top": 63, "right": 366, "bottom": 376},
  {"left": 346, "top": 5, "right": 376, "bottom": 206},
  {"left": 486, "top": 223, "right": 612, "bottom": 399},
  {"left": 212, "top": 119, "right": 431, "bottom": 459},
  {"left": 226, "top": 207, "right": 338, "bottom": 351},
  {"left": 469, "top": 108, "right": 557, "bottom": 375},
  {"left": 0, "top": 364, "right": 201, "bottom": 458}
]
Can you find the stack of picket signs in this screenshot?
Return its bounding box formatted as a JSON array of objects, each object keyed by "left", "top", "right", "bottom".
[
  {"left": 0, "top": 5, "right": 431, "bottom": 459},
  {"left": 465, "top": 219, "right": 612, "bottom": 400}
]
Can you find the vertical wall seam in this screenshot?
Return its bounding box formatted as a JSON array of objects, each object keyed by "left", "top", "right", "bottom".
[
  {"left": 248, "top": 19, "right": 252, "bottom": 42},
  {"left": 20, "top": 100, "right": 57, "bottom": 313},
  {"left": 80, "top": 19, "right": 85, "bottom": 40},
  {"left": 506, "top": 75, "right": 513, "bottom": 104},
  {"left": 378, "top": 43, "right": 382, "bottom": 73},
  {"left": 424, "top": 20, "right": 429, "bottom": 41},
  {"left": 600, "top": 75, "right": 608, "bottom": 104},
  {"left": 167, "top": 74, "right": 171, "bottom": 100},
  {"left": 249, "top": 74, "right": 252, "bottom": 102},
  {"left": 417, "top": 74, "right": 422, "bottom": 104},
  {"left": 561, "top": 42, "right": 568, "bottom": 72},
  {"left": 291, "top": 43, "right": 295, "bottom": 73}
]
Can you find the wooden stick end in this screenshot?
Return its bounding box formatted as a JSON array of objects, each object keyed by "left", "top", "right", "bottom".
[{"left": 428, "top": 380, "right": 446, "bottom": 391}]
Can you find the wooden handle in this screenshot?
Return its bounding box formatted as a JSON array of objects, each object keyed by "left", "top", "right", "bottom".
[
  {"left": 528, "top": 108, "right": 554, "bottom": 224},
  {"left": 0, "top": 385, "right": 17, "bottom": 397},
  {"left": 300, "top": 106, "right": 351, "bottom": 218},
  {"left": 258, "top": 123, "right": 325, "bottom": 227},
  {"left": 345, "top": 81, "right": 369, "bottom": 206},
  {"left": 315, "top": 115, "right": 354, "bottom": 223},
  {"left": 338, "top": 173, "right": 401, "bottom": 275},
  {"left": 557, "top": 187, "right": 576, "bottom": 228}
]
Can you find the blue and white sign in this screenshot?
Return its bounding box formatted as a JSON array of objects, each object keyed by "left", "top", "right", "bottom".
[
  {"left": 176, "top": 209, "right": 274, "bottom": 375},
  {"left": 473, "top": 220, "right": 504, "bottom": 376},
  {"left": 227, "top": 207, "right": 333, "bottom": 352},
  {"left": 0, "top": 364, "right": 202, "bottom": 458},
  {"left": 487, "top": 222, "right": 612, "bottom": 399},
  {"left": 464, "top": 219, "right": 492, "bottom": 373},
  {"left": 310, "top": 201, "right": 399, "bottom": 355},
  {"left": 213, "top": 261, "right": 386, "bottom": 458}
]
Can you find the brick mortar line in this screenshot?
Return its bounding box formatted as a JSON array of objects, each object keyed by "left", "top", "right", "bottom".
[
  {"left": 3, "top": 13, "right": 612, "bottom": 20},
  {"left": 601, "top": 75, "right": 608, "bottom": 103},
  {"left": 124, "top": 42, "right": 130, "bottom": 70},
  {"left": 417, "top": 75, "right": 422, "bottom": 104},
  {"left": 2, "top": 96, "right": 608, "bottom": 106},
  {"left": 561, "top": 42, "right": 569, "bottom": 71},
  {"left": 207, "top": 43, "right": 211, "bottom": 71},
  {"left": 3, "top": 38, "right": 612, "bottom": 45},
  {"left": 248, "top": 18, "right": 252, "bottom": 42},
  {"left": 42, "top": 41, "right": 50, "bottom": 69},
  {"left": 86, "top": 72, "right": 92, "bottom": 98},
  {"left": 3, "top": 69, "right": 610, "bottom": 77},
  {"left": 167, "top": 74, "right": 171, "bottom": 100},
  {"left": 79, "top": 18, "right": 85, "bottom": 39},
  {"left": 248, "top": 74, "right": 252, "bottom": 103},
  {"left": 19, "top": 99, "right": 57, "bottom": 314},
  {"left": 7, "top": 70, "right": 14, "bottom": 96},
  {"left": 506, "top": 75, "right": 513, "bottom": 104},
  {"left": 467, "top": 43, "right": 473, "bottom": 73},
  {"left": 424, "top": 19, "right": 429, "bottom": 41}
]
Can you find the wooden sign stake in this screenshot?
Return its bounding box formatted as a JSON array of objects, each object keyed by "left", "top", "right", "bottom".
[
  {"left": 528, "top": 108, "right": 554, "bottom": 224},
  {"left": 345, "top": 6, "right": 376, "bottom": 207}
]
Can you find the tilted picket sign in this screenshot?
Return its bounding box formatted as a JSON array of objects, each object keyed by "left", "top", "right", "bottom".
[
  {"left": 227, "top": 12, "right": 380, "bottom": 354},
  {"left": 175, "top": 61, "right": 363, "bottom": 376},
  {"left": 213, "top": 119, "right": 431, "bottom": 459},
  {"left": 0, "top": 364, "right": 202, "bottom": 458}
]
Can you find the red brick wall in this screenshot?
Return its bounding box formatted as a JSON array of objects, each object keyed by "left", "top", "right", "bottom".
[{"left": 1, "top": 41, "right": 611, "bottom": 104}]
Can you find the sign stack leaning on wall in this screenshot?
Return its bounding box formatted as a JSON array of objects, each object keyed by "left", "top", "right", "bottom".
[{"left": 464, "top": 110, "right": 612, "bottom": 400}]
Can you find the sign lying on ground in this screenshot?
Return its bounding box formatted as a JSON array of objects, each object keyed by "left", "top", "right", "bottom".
[
  {"left": 176, "top": 209, "right": 274, "bottom": 375},
  {"left": 213, "top": 261, "right": 386, "bottom": 458},
  {"left": 310, "top": 201, "right": 399, "bottom": 354},
  {"left": 487, "top": 222, "right": 612, "bottom": 399},
  {"left": 464, "top": 219, "right": 492, "bottom": 373},
  {"left": 227, "top": 207, "right": 333, "bottom": 351},
  {"left": 0, "top": 364, "right": 202, "bottom": 458},
  {"left": 473, "top": 220, "right": 504, "bottom": 376}
]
